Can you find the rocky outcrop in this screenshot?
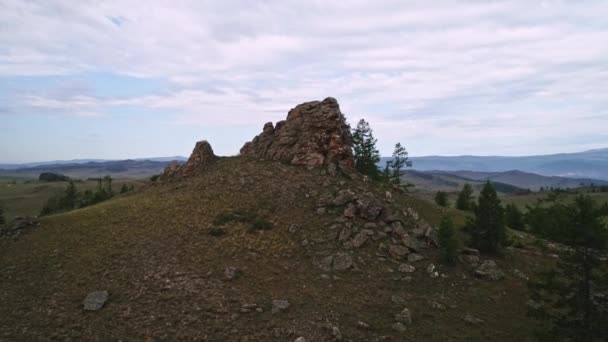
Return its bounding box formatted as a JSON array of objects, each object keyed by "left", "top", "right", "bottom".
[
  {"left": 240, "top": 97, "right": 355, "bottom": 175},
  {"left": 162, "top": 140, "right": 217, "bottom": 179}
]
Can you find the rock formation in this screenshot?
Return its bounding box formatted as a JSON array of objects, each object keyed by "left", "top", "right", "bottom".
[
  {"left": 162, "top": 140, "right": 217, "bottom": 179},
  {"left": 240, "top": 97, "right": 355, "bottom": 175}
]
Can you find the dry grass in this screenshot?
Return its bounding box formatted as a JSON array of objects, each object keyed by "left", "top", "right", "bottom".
[{"left": 0, "top": 157, "right": 548, "bottom": 341}]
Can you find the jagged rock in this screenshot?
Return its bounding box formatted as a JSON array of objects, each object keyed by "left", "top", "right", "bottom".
[
  {"left": 394, "top": 308, "right": 412, "bottom": 324},
  {"left": 343, "top": 204, "right": 357, "bottom": 218},
  {"left": 333, "top": 189, "right": 357, "bottom": 206},
  {"left": 338, "top": 227, "right": 352, "bottom": 242},
  {"left": 459, "top": 254, "right": 480, "bottom": 266},
  {"left": 83, "top": 290, "right": 109, "bottom": 311},
  {"left": 398, "top": 263, "right": 416, "bottom": 273},
  {"left": 426, "top": 263, "right": 439, "bottom": 278},
  {"left": 162, "top": 141, "right": 217, "bottom": 179},
  {"left": 357, "top": 321, "right": 370, "bottom": 329},
  {"left": 463, "top": 314, "right": 484, "bottom": 325},
  {"left": 388, "top": 245, "right": 409, "bottom": 260},
  {"left": 240, "top": 98, "right": 355, "bottom": 174},
  {"left": 351, "top": 231, "right": 370, "bottom": 248},
  {"left": 474, "top": 260, "right": 505, "bottom": 280}
]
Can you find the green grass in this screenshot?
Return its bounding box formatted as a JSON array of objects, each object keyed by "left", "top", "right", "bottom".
[{"left": 0, "top": 179, "right": 145, "bottom": 221}]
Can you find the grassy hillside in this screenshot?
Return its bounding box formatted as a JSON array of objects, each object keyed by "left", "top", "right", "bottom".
[
  {"left": 0, "top": 179, "right": 145, "bottom": 221},
  {"left": 0, "top": 157, "right": 550, "bottom": 341}
]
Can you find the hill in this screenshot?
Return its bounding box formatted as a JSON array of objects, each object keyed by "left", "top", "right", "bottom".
[
  {"left": 400, "top": 170, "right": 526, "bottom": 194},
  {"left": 0, "top": 98, "right": 549, "bottom": 341},
  {"left": 384, "top": 148, "right": 608, "bottom": 180},
  {"left": 0, "top": 159, "right": 181, "bottom": 180}
]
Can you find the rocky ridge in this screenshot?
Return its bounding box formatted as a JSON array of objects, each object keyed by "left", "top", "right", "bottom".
[{"left": 162, "top": 140, "right": 217, "bottom": 179}]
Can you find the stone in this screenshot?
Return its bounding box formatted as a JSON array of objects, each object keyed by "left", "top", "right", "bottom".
[
  {"left": 388, "top": 245, "right": 409, "bottom": 260},
  {"left": 364, "top": 222, "right": 377, "bottom": 229},
  {"left": 319, "top": 256, "right": 334, "bottom": 272},
  {"left": 161, "top": 141, "right": 217, "bottom": 179},
  {"left": 394, "top": 308, "right": 412, "bottom": 324},
  {"left": 333, "top": 253, "right": 353, "bottom": 271},
  {"left": 426, "top": 264, "right": 439, "bottom": 278},
  {"left": 272, "top": 299, "right": 290, "bottom": 313},
  {"left": 338, "top": 227, "right": 352, "bottom": 242},
  {"left": 83, "top": 290, "right": 109, "bottom": 311},
  {"left": 240, "top": 98, "right": 356, "bottom": 174},
  {"left": 391, "top": 322, "right": 407, "bottom": 333},
  {"left": 391, "top": 295, "right": 406, "bottom": 305},
  {"left": 407, "top": 253, "right": 425, "bottom": 263},
  {"left": 331, "top": 326, "right": 342, "bottom": 341},
  {"left": 344, "top": 203, "right": 357, "bottom": 218},
  {"left": 333, "top": 189, "right": 357, "bottom": 206},
  {"left": 294, "top": 338, "right": 307, "bottom": 342},
  {"left": 224, "top": 267, "right": 239, "bottom": 280},
  {"left": 357, "top": 321, "right": 370, "bottom": 329},
  {"left": 288, "top": 224, "right": 300, "bottom": 233},
  {"left": 463, "top": 314, "right": 484, "bottom": 325},
  {"left": 398, "top": 263, "right": 416, "bottom": 273},
  {"left": 351, "top": 231, "right": 370, "bottom": 248},
  {"left": 459, "top": 254, "right": 480, "bottom": 265},
  {"left": 475, "top": 260, "right": 505, "bottom": 280},
  {"left": 462, "top": 247, "right": 480, "bottom": 256}
]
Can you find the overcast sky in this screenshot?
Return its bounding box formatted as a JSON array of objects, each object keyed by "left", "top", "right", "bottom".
[{"left": 1, "top": 0, "right": 607, "bottom": 163}]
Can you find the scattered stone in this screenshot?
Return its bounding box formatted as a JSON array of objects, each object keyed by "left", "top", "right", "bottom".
[
  {"left": 426, "top": 263, "right": 439, "bottom": 278},
  {"left": 430, "top": 300, "right": 445, "bottom": 310},
  {"left": 364, "top": 222, "right": 377, "bottom": 230},
  {"left": 319, "top": 256, "right": 334, "bottom": 272},
  {"left": 331, "top": 326, "right": 342, "bottom": 341},
  {"left": 83, "top": 291, "right": 109, "bottom": 311},
  {"left": 475, "top": 260, "right": 505, "bottom": 280},
  {"left": 357, "top": 321, "right": 370, "bottom": 330},
  {"left": 224, "top": 267, "right": 239, "bottom": 280},
  {"left": 271, "top": 299, "right": 291, "bottom": 313},
  {"left": 398, "top": 264, "right": 416, "bottom": 273},
  {"left": 395, "top": 308, "right": 412, "bottom": 324},
  {"left": 316, "top": 207, "right": 326, "bottom": 215},
  {"left": 462, "top": 247, "right": 480, "bottom": 256},
  {"left": 513, "top": 269, "right": 528, "bottom": 280},
  {"left": 344, "top": 204, "right": 357, "bottom": 218},
  {"left": 337, "top": 226, "right": 352, "bottom": 242},
  {"left": 333, "top": 189, "right": 357, "bottom": 206},
  {"left": 527, "top": 299, "right": 542, "bottom": 310},
  {"left": 333, "top": 253, "right": 354, "bottom": 271},
  {"left": 459, "top": 254, "right": 480, "bottom": 266},
  {"left": 391, "top": 295, "right": 406, "bottom": 305},
  {"left": 463, "top": 314, "right": 484, "bottom": 325},
  {"left": 294, "top": 337, "right": 307, "bottom": 342},
  {"left": 301, "top": 239, "right": 310, "bottom": 247},
  {"left": 407, "top": 253, "right": 425, "bottom": 263}
]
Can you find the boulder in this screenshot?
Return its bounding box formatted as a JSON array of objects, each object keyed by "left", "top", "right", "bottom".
[
  {"left": 474, "top": 260, "right": 505, "bottom": 280},
  {"left": 83, "top": 291, "right": 109, "bottom": 311},
  {"left": 240, "top": 98, "right": 355, "bottom": 174}
]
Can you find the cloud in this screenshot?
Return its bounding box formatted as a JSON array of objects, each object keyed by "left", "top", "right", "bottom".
[{"left": 1, "top": 0, "right": 607, "bottom": 156}]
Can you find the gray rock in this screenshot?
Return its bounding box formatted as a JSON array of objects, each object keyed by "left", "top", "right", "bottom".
[
  {"left": 333, "top": 253, "right": 353, "bottom": 271},
  {"left": 475, "top": 260, "right": 505, "bottom": 280},
  {"left": 344, "top": 203, "right": 357, "bottom": 218},
  {"left": 391, "top": 295, "right": 406, "bottom": 305},
  {"left": 352, "top": 231, "right": 370, "bottom": 248},
  {"left": 294, "top": 337, "right": 307, "bottom": 342},
  {"left": 394, "top": 308, "right": 412, "bottom": 324},
  {"left": 463, "top": 314, "right": 484, "bottom": 325},
  {"left": 319, "top": 256, "right": 334, "bottom": 272},
  {"left": 272, "top": 299, "right": 290, "bottom": 313},
  {"left": 462, "top": 247, "right": 480, "bottom": 256},
  {"left": 407, "top": 253, "right": 425, "bottom": 263},
  {"left": 357, "top": 321, "right": 370, "bottom": 329},
  {"left": 398, "top": 263, "right": 416, "bottom": 273},
  {"left": 388, "top": 245, "right": 409, "bottom": 260},
  {"left": 83, "top": 290, "right": 109, "bottom": 311},
  {"left": 364, "top": 222, "right": 377, "bottom": 229},
  {"left": 224, "top": 267, "right": 239, "bottom": 280},
  {"left": 331, "top": 326, "right": 342, "bottom": 340}
]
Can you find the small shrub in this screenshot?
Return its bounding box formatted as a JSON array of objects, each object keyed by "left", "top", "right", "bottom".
[
  {"left": 209, "top": 227, "right": 226, "bottom": 237},
  {"left": 249, "top": 218, "right": 273, "bottom": 232}
]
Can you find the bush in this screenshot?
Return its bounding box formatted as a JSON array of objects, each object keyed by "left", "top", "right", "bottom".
[
  {"left": 249, "top": 218, "right": 273, "bottom": 232},
  {"left": 213, "top": 210, "right": 272, "bottom": 233},
  {"left": 38, "top": 172, "right": 70, "bottom": 182},
  {"left": 438, "top": 216, "right": 458, "bottom": 265},
  {"left": 208, "top": 227, "right": 226, "bottom": 237},
  {"left": 434, "top": 191, "right": 448, "bottom": 207}
]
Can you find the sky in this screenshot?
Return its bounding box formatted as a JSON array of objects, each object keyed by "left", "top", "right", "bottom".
[{"left": 1, "top": 0, "right": 607, "bottom": 163}]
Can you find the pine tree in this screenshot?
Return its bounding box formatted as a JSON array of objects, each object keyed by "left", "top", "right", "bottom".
[
  {"left": 120, "top": 184, "right": 129, "bottom": 194},
  {"left": 438, "top": 216, "right": 458, "bottom": 264},
  {"left": 505, "top": 203, "right": 525, "bottom": 231},
  {"left": 435, "top": 191, "right": 448, "bottom": 207},
  {"left": 351, "top": 119, "right": 381, "bottom": 179},
  {"left": 61, "top": 181, "right": 78, "bottom": 209},
  {"left": 456, "top": 183, "right": 474, "bottom": 210},
  {"left": 528, "top": 196, "right": 608, "bottom": 341},
  {"left": 468, "top": 181, "right": 505, "bottom": 253},
  {"left": 388, "top": 142, "right": 412, "bottom": 184}
]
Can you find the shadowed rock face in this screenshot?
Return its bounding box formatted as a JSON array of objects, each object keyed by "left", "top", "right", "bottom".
[
  {"left": 162, "top": 140, "right": 217, "bottom": 179},
  {"left": 240, "top": 97, "right": 355, "bottom": 175}
]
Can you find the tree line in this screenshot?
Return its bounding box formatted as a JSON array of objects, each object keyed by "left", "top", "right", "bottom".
[{"left": 40, "top": 176, "right": 135, "bottom": 216}]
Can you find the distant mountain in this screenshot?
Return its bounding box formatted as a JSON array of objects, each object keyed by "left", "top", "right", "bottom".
[
  {"left": 382, "top": 148, "right": 608, "bottom": 180},
  {"left": 400, "top": 170, "right": 527, "bottom": 194},
  {"left": 431, "top": 170, "right": 608, "bottom": 191},
  {"left": 0, "top": 158, "right": 186, "bottom": 179},
  {"left": 0, "top": 156, "right": 187, "bottom": 170}
]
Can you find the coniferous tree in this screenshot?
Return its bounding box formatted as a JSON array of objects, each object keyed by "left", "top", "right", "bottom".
[
  {"left": 435, "top": 191, "right": 448, "bottom": 207},
  {"left": 388, "top": 142, "right": 412, "bottom": 184},
  {"left": 438, "top": 216, "right": 458, "bottom": 264},
  {"left": 505, "top": 203, "right": 525, "bottom": 231},
  {"left": 120, "top": 184, "right": 129, "bottom": 194},
  {"left": 468, "top": 181, "right": 506, "bottom": 253},
  {"left": 456, "top": 183, "right": 474, "bottom": 211},
  {"left": 61, "top": 181, "right": 78, "bottom": 209},
  {"left": 528, "top": 196, "right": 608, "bottom": 341},
  {"left": 351, "top": 119, "right": 381, "bottom": 179}
]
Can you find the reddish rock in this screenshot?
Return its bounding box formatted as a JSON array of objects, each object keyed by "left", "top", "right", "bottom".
[
  {"left": 240, "top": 97, "right": 355, "bottom": 174},
  {"left": 162, "top": 140, "right": 217, "bottom": 179}
]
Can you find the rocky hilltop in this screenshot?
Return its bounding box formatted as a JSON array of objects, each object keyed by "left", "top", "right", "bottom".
[
  {"left": 162, "top": 140, "right": 217, "bottom": 179},
  {"left": 240, "top": 97, "right": 355, "bottom": 175}
]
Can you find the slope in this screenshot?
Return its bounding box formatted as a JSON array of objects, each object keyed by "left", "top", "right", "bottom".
[{"left": 0, "top": 157, "right": 545, "bottom": 341}]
